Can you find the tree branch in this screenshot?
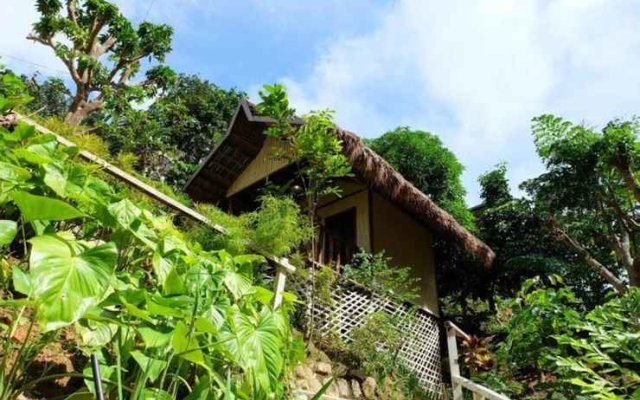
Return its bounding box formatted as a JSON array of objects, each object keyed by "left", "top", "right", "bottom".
[
  {"left": 546, "top": 218, "right": 628, "bottom": 294},
  {"left": 86, "top": 15, "right": 108, "bottom": 56},
  {"left": 27, "top": 34, "right": 82, "bottom": 85},
  {"left": 92, "top": 36, "right": 117, "bottom": 58},
  {"left": 67, "top": 0, "right": 78, "bottom": 25},
  {"left": 600, "top": 183, "right": 639, "bottom": 234},
  {"left": 616, "top": 162, "right": 640, "bottom": 205}
]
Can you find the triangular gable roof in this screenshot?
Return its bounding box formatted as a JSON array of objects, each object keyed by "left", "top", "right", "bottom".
[{"left": 185, "top": 99, "right": 495, "bottom": 268}]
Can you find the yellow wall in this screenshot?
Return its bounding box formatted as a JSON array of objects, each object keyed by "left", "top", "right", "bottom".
[
  {"left": 317, "top": 184, "right": 371, "bottom": 252},
  {"left": 226, "top": 137, "right": 292, "bottom": 197},
  {"left": 370, "top": 193, "right": 438, "bottom": 314}
]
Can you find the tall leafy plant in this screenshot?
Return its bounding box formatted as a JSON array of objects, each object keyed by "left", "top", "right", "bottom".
[{"left": 256, "top": 84, "right": 351, "bottom": 259}]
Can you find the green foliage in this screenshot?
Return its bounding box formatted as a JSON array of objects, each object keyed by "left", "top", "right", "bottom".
[
  {"left": 191, "top": 203, "right": 250, "bottom": 255},
  {"left": 22, "top": 74, "right": 70, "bottom": 117},
  {"left": 522, "top": 115, "right": 640, "bottom": 290},
  {"left": 343, "top": 251, "right": 420, "bottom": 303},
  {"left": 146, "top": 74, "right": 244, "bottom": 186},
  {"left": 257, "top": 83, "right": 351, "bottom": 207},
  {"left": 0, "top": 115, "right": 300, "bottom": 398},
  {"left": 478, "top": 162, "right": 512, "bottom": 208},
  {"left": 248, "top": 195, "right": 314, "bottom": 257},
  {"left": 369, "top": 127, "right": 475, "bottom": 229},
  {"left": 115, "top": 151, "right": 140, "bottom": 173},
  {"left": 0, "top": 66, "right": 33, "bottom": 113},
  {"left": 96, "top": 74, "right": 243, "bottom": 187},
  {"left": 553, "top": 289, "right": 640, "bottom": 399},
  {"left": 347, "top": 311, "right": 431, "bottom": 399},
  {"left": 29, "top": 0, "right": 176, "bottom": 124},
  {"left": 477, "top": 278, "right": 640, "bottom": 399},
  {"left": 191, "top": 196, "right": 312, "bottom": 259},
  {"left": 474, "top": 164, "right": 606, "bottom": 306},
  {"left": 492, "top": 276, "right": 581, "bottom": 375}
]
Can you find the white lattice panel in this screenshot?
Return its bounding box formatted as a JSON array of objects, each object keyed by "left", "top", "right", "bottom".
[{"left": 289, "top": 275, "right": 443, "bottom": 393}]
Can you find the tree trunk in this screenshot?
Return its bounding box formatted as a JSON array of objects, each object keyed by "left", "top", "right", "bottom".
[
  {"left": 64, "top": 91, "right": 104, "bottom": 126},
  {"left": 546, "top": 220, "right": 628, "bottom": 294},
  {"left": 629, "top": 258, "right": 640, "bottom": 288},
  {"left": 64, "top": 108, "right": 89, "bottom": 126}
]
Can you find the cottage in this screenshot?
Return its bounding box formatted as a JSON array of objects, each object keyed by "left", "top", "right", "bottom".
[{"left": 184, "top": 99, "right": 494, "bottom": 315}]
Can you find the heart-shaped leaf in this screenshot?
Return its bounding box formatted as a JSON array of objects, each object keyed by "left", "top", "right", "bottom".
[
  {"left": 29, "top": 234, "right": 117, "bottom": 331},
  {"left": 12, "top": 191, "right": 85, "bottom": 222},
  {"left": 0, "top": 219, "right": 17, "bottom": 245}
]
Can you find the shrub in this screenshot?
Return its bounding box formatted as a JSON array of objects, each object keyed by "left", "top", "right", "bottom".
[
  {"left": 115, "top": 151, "right": 140, "bottom": 172},
  {"left": 190, "top": 203, "right": 250, "bottom": 254},
  {"left": 343, "top": 251, "right": 421, "bottom": 303},
  {"left": 248, "top": 195, "right": 314, "bottom": 257},
  {"left": 476, "top": 277, "right": 640, "bottom": 399}
]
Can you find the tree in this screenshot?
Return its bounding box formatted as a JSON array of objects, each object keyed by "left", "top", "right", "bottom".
[
  {"left": 256, "top": 83, "right": 352, "bottom": 237},
  {"left": 22, "top": 74, "right": 71, "bottom": 117},
  {"left": 256, "top": 83, "right": 352, "bottom": 338},
  {"left": 28, "top": 0, "right": 175, "bottom": 125},
  {"left": 522, "top": 115, "right": 640, "bottom": 293},
  {"left": 478, "top": 163, "right": 512, "bottom": 208},
  {"left": 368, "top": 127, "right": 475, "bottom": 229},
  {"left": 146, "top": 74, "right": 244, "bottom": 186},
  {"left": 476, "top": 164, "right": 606, "bottom": 307},
  {"left": 100, "top": 74, "right": 244, "bottom": 187}
]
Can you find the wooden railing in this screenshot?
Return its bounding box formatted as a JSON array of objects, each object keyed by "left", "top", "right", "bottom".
[{"left": 445, "top": 321, "right": 510, "bottom": 400}]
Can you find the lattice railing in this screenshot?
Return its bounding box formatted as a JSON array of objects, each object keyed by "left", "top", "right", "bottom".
[{"left": 288, "top": 272, "right": 444, "bottom": 394}]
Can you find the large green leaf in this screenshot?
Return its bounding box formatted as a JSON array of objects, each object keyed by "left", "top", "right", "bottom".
[
  {"left": 171, "top": 321, "right": 207, "bottom": 367},
  {"left": 12, "top": 191, "right": 85, "bottom": 222},
  {"left": 0, "top": 219, "right": 17, "bottom": 245},
  {"left": 12, "top": 266, "right": 31, "bottom": 295},
  {"left": 130, "top": 350, "right": 168, "bottom": 382},
  {"left": 222, "top": 254, "right": 255, "bottom": 300},
  {"left": 108, "top": 199, "right": 142, "bottom": 228},
  {"left": 0, "top": 161, "right": 31, "bottom": 183},
  {"left": 220, "top": 306, "right": 283, "bottom": 392},
  {"left": 43, "top": 163, "right": 87, "bottom": 199},
  {"left": 29, "top": 235, "right": 117, "bottom": 331},
  {"left": 76, "top": 320, "right": 117, "bottom": 347},
  {"left": 138, "top": 325, "right": 173, "bottom": 349}
]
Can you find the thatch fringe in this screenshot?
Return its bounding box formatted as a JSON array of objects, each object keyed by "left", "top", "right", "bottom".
[{"left": 336, "top": 128, "right": 495, "bottom": 269}]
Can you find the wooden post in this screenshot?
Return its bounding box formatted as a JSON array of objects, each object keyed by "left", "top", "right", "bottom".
[
  {"left": 272, "top": 266, "right": 287, "bottom": 309},
  {"left": 446, "top": 322, "right": 463, "bottom": 400},
  {"left": 272, "top": 257, "right": 296, "bottom": 309}
]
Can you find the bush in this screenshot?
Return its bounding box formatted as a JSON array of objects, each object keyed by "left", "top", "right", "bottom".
[
  {"left": 248, "top": 195, "right": 314, "bottom": 257},
  {"left": 475, "top": 277, "right": 640, "bottom": 399},
  {"left": 343, "top": 251, "right": 420, "bottom": 303}
]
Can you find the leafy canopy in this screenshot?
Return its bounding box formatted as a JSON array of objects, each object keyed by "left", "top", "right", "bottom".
[
  {"left": 369, "top": 127, "right": 475, "bottom": 229},
  {"left": 29, "top": 0, "right": 176, "bottom": 125},
  {"left": 101, "top": 74, "right": 244, "bottom": 187},
  {"left": 523, "top": 115, "right": 640, "bottom": 292}
]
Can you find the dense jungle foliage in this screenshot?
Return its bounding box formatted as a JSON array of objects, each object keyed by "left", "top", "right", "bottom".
[{"left": 4, "top": 0, "right": 640, "bottom": 399}]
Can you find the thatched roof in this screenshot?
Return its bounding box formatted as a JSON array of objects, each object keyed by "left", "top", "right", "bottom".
[{"left": 185, "top": 99, "right": 495, "bottom": 268}]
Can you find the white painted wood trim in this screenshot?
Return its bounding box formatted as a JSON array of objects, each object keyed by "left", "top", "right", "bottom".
[{"left": 454, "top": 376, "right": 510, "bottom": 400}]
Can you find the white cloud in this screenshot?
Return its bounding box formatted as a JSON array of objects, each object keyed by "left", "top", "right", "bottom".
[
  {"left": 278, "top": 0, "right": 640, "bottom": 203},
  {"left": 0, "top": 1, "right": 67, "bottom": 76}
]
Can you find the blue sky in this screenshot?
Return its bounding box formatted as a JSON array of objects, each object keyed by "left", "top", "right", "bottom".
[{"left": 3, "top": 0, "right": 640, "bottom": 204}]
